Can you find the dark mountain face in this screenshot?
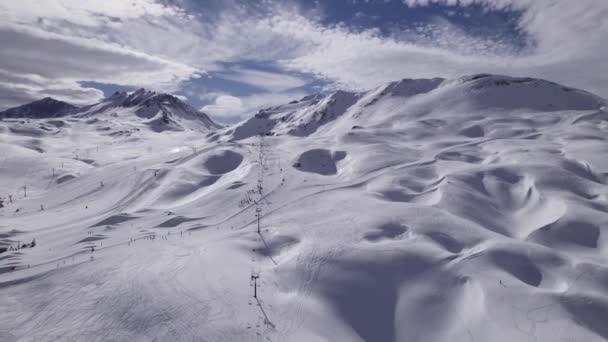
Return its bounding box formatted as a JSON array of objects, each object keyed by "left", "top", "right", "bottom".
[
  {"left": 0, "top": 97, "right": 78, "bottom": 119},
  {"left": 100, "top": 89, "right": 189, "bottom": 110}
]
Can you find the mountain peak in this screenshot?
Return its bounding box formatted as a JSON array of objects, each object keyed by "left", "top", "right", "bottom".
[
  {"left": 0, "top": 97, "right": 78, "bottom": 119},
  {"left": 76, "top": 89, "right": 221, "bottom": 132},
  {"left": 378, "top": 77, "right": 445, "bottom": 98},
  {"left": 131, "top": 88, "right": 155, "bottom": 97},
  {"left": 450, "top": 74, "right": 605, "bottom": 111}
]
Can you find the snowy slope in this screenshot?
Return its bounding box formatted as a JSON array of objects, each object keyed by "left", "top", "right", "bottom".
[
  {"left": 219, "top": 77, "right": 444, "bottom": 141},
  {"left": 220, "top": 74, "right": 604, "bottom": 142},
  {"left": 1, "top": 74, "right": 608, "bottom": 342}
]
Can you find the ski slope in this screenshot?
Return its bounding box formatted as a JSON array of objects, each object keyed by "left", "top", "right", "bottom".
[{"left": 1, "top": 75, "right": 608, "bottom": 341}]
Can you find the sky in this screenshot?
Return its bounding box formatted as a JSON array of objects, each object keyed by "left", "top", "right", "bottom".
[{"left": 0, "top": 0, "right": 606, "bottom": 123}]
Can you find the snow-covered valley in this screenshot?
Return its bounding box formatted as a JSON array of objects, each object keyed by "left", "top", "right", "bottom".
[{"left": 1, "top": 74, "right": 608, "bottom": 341}]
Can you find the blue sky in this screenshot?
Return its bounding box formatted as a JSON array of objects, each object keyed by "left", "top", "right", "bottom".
[
  {"left": 1, "top": 0, "right": 606, "bottom": 122},
  {"left": 176, "top": 0, "right": 530, "bottom": 121}
]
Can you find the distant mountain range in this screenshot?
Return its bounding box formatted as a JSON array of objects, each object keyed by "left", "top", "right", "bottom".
[
  {"left": 0, "top": 89, "right": 220, "bottom": 132},
  {"left": 2, "top": 74, "right": 606, "bottom": 136},
  {"left": 217, "top": 74, "right": 606, "bottom": 141}
]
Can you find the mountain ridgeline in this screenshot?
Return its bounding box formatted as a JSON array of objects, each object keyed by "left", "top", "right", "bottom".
[
  {"left": 0, "top": 88, "right": 220, "bottom": 132},
  {"left": 217, "top": 74, "right": 605, "bottom": 141},
  {"left": 0, "top": 97, "right": 78, "bottom": 119},
  {"left": 1, "top": 75, "right": 605, "bottom": 135}
]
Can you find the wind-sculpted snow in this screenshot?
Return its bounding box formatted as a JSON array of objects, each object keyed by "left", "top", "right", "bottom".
[{"left": 1, "top": 74, "right": 608, "bottom": 342}]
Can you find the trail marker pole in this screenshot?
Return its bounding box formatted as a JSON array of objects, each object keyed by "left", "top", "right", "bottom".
[
  {"left": 251, "top": 273, "right": 260, "bottom": 298},
  {"left": 256, "top": 207, "right": 262, "bottom": 234}
]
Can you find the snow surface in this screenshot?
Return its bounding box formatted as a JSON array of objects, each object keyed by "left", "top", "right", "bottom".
[{"left": 1, "top": 74, "right": 608, "bottom": 341}]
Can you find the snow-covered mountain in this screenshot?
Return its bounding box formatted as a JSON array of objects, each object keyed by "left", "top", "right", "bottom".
[
  {"left": 1, "top": 74, "right": 608, "bottom": 342},
  {"left": 0, "top": 97, "right": 78, "bottom": 119},
  {"left": 77, "top": 88, "right": 221, "bottom": 132},
  {"left": 1, "top": 89, "right": 220, "bottom": 133},
  {"left": 220, "top": 74, "right": 604, "bottom": 141}
]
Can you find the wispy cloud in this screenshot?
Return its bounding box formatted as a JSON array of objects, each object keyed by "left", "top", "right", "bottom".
[
  {"left": 217, "top": 67, "right": 308, "bottom": 92},
  {"left": 0, "top": 0, "right": 606, "bottom": 113},
  {"left": 269, "top": 1, "right": 608, "bottom": 97},
  {"left": 0, "top": 23, "right": 197, "bottom": 108},
  {"left": 0, "top": 0, "right": 199, "bottom": 108}
]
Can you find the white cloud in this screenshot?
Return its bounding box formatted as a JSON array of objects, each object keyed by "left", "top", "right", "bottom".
[
  {"left": 202, "top": 91, "right": 307, "bottom": 122},
  {"left": 197, "top": 91, "right": 227, "bottom": 103},
  {"left": 239, "top": 91, "right": 308, "bottom": 113},
  {"left": 1, "top": 0, "right": 607, "bottom": 111},
  {"left": 0, "top": 23, "right": 197, "bottom": 109},
  {"left": 218, "top": 67, "right": 308, "bottom": 92},
  {"left": 173, "top": 94, "right": 188, "bottom": 102},
  {"left": 261, "top": 1, "right": 608, "bottom": 98},
  {"left": 202, "top": 95, "right": 244, "bottom": 118},
  {"left": 401, "top": 0, "right": 524, "bottom": 9},
  {"left": 0, "top": 0, "right": 199, "bottom": 109},
  {"left": 0, "top": 0, "right": 310, "bottom": 109},
  {"left": 0, "top": 68, "right": 104, "bottom": 108},
  {"left": 0, "top": 0, "right": 183, "bottom": 27}
]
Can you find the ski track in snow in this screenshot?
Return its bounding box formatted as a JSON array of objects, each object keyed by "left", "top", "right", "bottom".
[{"left": 1, "top": 75, "right": 608, "bottom": 341}]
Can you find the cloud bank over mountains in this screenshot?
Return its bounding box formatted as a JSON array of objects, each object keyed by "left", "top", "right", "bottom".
[{"left": 1, "top": 0, "right": 606, "bottom": 120}]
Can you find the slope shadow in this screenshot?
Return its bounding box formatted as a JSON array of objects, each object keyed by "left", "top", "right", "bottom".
[
  {"left": 364, "top": 223, "right": 408, "bottom": 242},
  {"left": 155, "top": 216, "right": 203, "bottom": 228},
  {"left": 424, "top": 231, "right": 464, "bottom": 253},
  {"left": 90, "top": 214, "right": 137, "bottom": 227},
  {"left": 318, "top": 253, "right": 434, "bottom": 342},
  {"left": 489, "top": 250, "right": 542, "bottom": 287},
  {"left": 529, "top": 220, "right": 600, "bottom": 249},
  {"left": 559, "top": 294, "right": 608, "bottom": 339}
]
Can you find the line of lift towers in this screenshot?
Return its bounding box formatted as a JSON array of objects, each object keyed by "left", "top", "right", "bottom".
[{"left": 251, "top": 133, "right": 265, "bottom": 300}]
